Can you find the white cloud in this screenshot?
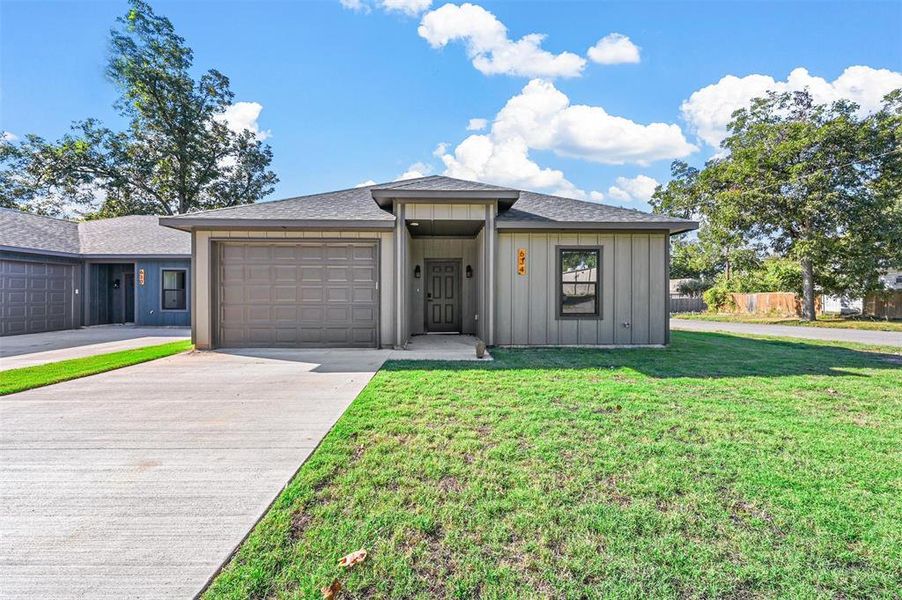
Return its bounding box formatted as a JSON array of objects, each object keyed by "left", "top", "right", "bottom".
[
  {"left": 491, "top": 79, "right": 696, "bottom": 165},
  {"left": 432, "top": 142, "right": 449, "bottom": 157},
  {"left": 587, "top": 33, "right": 640, "bottom": 65},
  {"left": 381, "top": 0, "right": 431, "bottom": 15},
  {"left": 355, "top": 179, "right": 378, "bottom": 188},
  {"left": 1, "top": 131, "right": 17, "bottom": 144},
  {"left": 607, "top": 175, "right": 659, "bottom": 203},
  {"left": 436, "top": 79, "right": 693, "bottom": 200},
  {"left": 396, "top": 161, "right": 434, "bottom": 180},
  {"left": 417, "top": 3, "right": 586, "bottom": 78},
  {"left": 340, "top": 0, "right": 369, "bottom": 12},
  {"left": 216, "top": 101, "right": 271, "bottom": 140},
  {"left": 467, "top": 118, "right": 488, "bottom": 131},
  {"left": 681, "top": 65, "right": 902, "bottom": 148}
]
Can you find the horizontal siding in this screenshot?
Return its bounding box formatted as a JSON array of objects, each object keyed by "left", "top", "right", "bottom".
[{"left": 495, "top": 232, "right": 668, "bottom": 346}]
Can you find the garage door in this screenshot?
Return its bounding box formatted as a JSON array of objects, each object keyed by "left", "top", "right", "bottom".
[
  {"left": 217, "top": 241, "right": 379, "bottom": 348},
  {"left": 0, "top": 259, "right": 76, "bottom": 336}
]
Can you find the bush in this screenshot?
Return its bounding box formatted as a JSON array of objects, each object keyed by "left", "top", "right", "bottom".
[
  {"left": 676, "top": 279, "right": 711, "bottom": 297},
  {"left": 703, "top": 258, "right": 803, "bottom": 311}
]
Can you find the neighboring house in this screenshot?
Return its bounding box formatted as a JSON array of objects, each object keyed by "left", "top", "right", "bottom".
[
  {"left": 0, "top": 209, "right": 191, "bottom": 336},
  {"left": 161, "top": 176, "right": 697, "bottom": 349},
  {"left": 821, "top": 269, "right": 902, "bottom": 315}
]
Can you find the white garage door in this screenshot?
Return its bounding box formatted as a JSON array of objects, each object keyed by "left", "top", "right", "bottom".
[{"left": 216, "top": 241, "right": 379, "bottom": 348}]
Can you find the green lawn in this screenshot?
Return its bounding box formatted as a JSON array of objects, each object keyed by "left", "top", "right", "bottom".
[
  {"left": 0, "top": 340, "right": 193, "bottom": 395},
  {"left": 674, "top": 312, "right": 902, "bottom": 332},
  {"left": 204, "top": 332, "right": 901, "bottom": 599}
]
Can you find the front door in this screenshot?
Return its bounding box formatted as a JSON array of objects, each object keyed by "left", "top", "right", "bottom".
[
  {"left": 425, "top": 260, "right": 461, "bottom": 333},
  {"left": 123, "top": 271, "right": 135, "bottom": 323}
]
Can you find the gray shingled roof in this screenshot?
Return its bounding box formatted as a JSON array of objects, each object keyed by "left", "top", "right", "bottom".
[
  {"left": 497, "top": 190, "right": 690, "bottom": 226},
  {"left": 159, "top": 175, "right": 696, "bottom": 233},
  {"left": 0, "top": 208, "right": 80, "bottom": 254},
  {"left": 0, "top": 208, "right": 189, "bottom": 256},
  {"left": 372, "top": 175, "right": 516, "bottom": 193},
  {"left": 164, "top": 186, "right": 395, "bottom": 222},
  {"left": 78, "top": 216, "right": 191, "bottom": 255}
]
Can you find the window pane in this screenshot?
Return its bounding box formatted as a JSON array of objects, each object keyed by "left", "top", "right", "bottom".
[
  {"left": 560, "top": 250, "right": 598, "bottom": 315},
  {"left": 163, "top": 289, "right": 185, "bottom": 310},
  {"left": 163, "top": 270, "right": 185, "bottom": 290}
]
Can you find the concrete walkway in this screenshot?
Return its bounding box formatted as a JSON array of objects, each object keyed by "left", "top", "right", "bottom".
[
  {"left": 0, "top": 348, "right": 388, "bottom": 599},
  {"left": 671, "top": 318, "right": 902, "bottom": 347},
  {"left": 0, "top": 325, "right": 191, "bottom": 371}
]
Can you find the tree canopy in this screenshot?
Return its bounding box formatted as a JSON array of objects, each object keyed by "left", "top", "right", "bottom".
[
  {"left": 652, "top": 88, "right": 902, "bottom": 319},
  {"left": 0, "top": 0, "right": 277, "bottom": 217}
]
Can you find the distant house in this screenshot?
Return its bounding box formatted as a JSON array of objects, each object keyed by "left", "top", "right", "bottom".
[
  {"left": 0, "top": 209, "right": 191, "bottom": 336},
  {"left": 821, "top": 269, "right": 902, "bottom": 316},
  {"left": 160, "top": 175, "right": 697, "bottom": 349}
]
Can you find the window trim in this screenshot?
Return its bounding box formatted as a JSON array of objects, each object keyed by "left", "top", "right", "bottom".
[
  {"left": 160, "top": 268, "right": 188, "bottom": 312},
  {"left": 556, "top": 246, "right": 603, "bottom": 320}
]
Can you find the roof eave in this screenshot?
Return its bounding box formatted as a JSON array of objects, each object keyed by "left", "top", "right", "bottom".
[
  {"left": 159, "top": 217, "right": 396, "bottom": 232},
  {"left": 495, "top": 220, "right": 699, "bottom": 235},
  {"left": 370, "top": 189, "right": 520, "bottom": 208}
]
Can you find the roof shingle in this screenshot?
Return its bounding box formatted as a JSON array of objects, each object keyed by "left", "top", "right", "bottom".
[{"left": 0, "top": 209, "right": 189, "bottom": 256}]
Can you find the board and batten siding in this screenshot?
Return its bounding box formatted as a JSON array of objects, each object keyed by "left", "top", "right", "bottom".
[
  {"left": 135, "top": 258, "right": 191, "bottom": 327},
  {"left": 191, "top": 229, "right": 395, "bottom": 350},
  {"left": 494, "top": 232, "right": 668, "bottom": 346}
]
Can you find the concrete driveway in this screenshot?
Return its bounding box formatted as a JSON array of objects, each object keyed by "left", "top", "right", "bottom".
[
  {"left": 671, "top": 318, "right": 902, "bottom": 347},
  {"left": 0, "top": 325, "right": 191, "bottom": 371},
  {"left": 0, "top": 347, "right": 390, "bottom": 599}
]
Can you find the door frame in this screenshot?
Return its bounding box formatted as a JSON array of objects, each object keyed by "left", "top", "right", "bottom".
[{"left": 423, "top": 258, "right": 462, "bottom": 333}]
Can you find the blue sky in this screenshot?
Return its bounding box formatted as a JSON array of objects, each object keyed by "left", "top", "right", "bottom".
[{"left": 2, "top": 0, "right": 901, "bottom": 211}]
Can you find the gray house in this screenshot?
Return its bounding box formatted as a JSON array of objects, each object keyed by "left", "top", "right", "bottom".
[
  {"left": 161, "top": 176, "right": 696, "bottom": 349},
  {"left": 0, "top": 209, "right": 191, "bottom": 336}
]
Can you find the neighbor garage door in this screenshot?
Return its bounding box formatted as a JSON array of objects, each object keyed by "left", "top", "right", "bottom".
[
  {"left": 217, "top": 241, "right": 379, "bottom": 348},
  {"left": 0, "top": 259, "right": 77, "bottom": 336}
]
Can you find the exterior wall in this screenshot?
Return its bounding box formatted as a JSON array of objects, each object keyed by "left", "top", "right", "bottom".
[
  {"left": 191, "top": 229, "right": 395, "bottom": 350},
  {"left": 405, "top": 203, "right": 489, "bottom": 220},
  {"left": 408, "top": 237, "right": 480, "bottom": 335},
  {"left": 494, "top": 231, "right": 668, "bottom": 346},
  {"left": 134, "top": 258, "right": 191, "bottom": 326}
]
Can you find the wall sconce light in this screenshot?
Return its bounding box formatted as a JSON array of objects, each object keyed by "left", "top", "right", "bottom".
[
  {"left": 466, "top": 265, "right": 473, "bottom": 278},
  {"left": 414, "top": 265, "right": 421, "bottom": 279}
]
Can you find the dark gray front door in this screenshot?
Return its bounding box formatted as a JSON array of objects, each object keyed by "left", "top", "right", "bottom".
[
  {"left": 217, "top": 241, "right": 378, "bottom": 348},
  {"left": 425, "top": 260, "right": 460, "bottom": 333},
  {"left": 0, "top": 259, "right": 76, "bottom": 336}
]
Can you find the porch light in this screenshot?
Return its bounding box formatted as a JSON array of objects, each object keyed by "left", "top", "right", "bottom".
[
  {"left": 466, "top": 265, "right": 473, "bottom": 278},
  {"left": 414, "top": 264, "right": 421, "bottom": 278}
]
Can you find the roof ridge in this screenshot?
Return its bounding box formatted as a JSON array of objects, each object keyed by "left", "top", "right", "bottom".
[{"left": 0, "top": 207, "right": 78, "bottom": 225}]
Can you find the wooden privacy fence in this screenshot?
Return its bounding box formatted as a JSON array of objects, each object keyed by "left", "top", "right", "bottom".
[
  {"left": 670, "top": 295, "right": 707, "bottom": 313},
  {"left": 863, "top": 292, "right": 902, "bottom": 319},
  {"left": 727, "top": 292, "right": 816, "bottom": 317}
]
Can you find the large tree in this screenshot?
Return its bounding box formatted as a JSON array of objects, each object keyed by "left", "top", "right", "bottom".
[
  {"left": 0, "top": 0, "right": 277, "bottom": 217},
  {"left": 653, "top": 89, "right": 901, "bottom": 320}
]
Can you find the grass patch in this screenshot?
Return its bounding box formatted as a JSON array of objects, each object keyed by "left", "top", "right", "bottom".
[
  {"left": 204, "top": 332, "right": 901, "bottom": 599},
  {"left": 0, "top": 340, "right": 193, "bottom": 395},
  {"left": 674, "top": 312, "right": 902, "bottom": 332}
]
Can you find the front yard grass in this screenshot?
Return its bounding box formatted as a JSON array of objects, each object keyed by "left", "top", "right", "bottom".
[
  {"left": 0, "top": 340, "right": 193, "bottom": 395},
  {"left": 674, "top": 312, "right": 902, "bottom": 332},
  {"left": 205, "top": 332, "right": 901, "bottom": 599}
]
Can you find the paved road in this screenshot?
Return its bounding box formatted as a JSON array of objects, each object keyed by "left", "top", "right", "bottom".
[
  {"left": 0, "top": 326, "right": 191, "bottom": 371},
  {"left": 0, "top": 347, "right": 391, "bottom": 599},
  {"left": 671, "top": 318, "right": 902, "bottom": 347}
]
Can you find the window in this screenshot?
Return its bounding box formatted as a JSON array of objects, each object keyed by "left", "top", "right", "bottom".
[
  {"left": 161, "top": 269, "right": 187, "bottom": 311},
  {"left": 558, "top": 248, "right": 600, "bottom": 318}
]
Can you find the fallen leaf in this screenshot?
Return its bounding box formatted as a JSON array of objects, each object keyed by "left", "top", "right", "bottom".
[
  {"left": 321, "top": 579, "right": 341, "bottom": 599},
  {"left": 338, "top": 548, "right": 367, "bottom": 568}
]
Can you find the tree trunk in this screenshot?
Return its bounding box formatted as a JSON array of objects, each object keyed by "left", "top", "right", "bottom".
[{"left": 800, "top": 257, "right": 816, "bottom": 321}]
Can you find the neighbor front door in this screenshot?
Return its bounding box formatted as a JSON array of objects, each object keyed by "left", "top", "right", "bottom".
[{"left": 425, "top": 260, "right": 461, "bottom": 333}]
